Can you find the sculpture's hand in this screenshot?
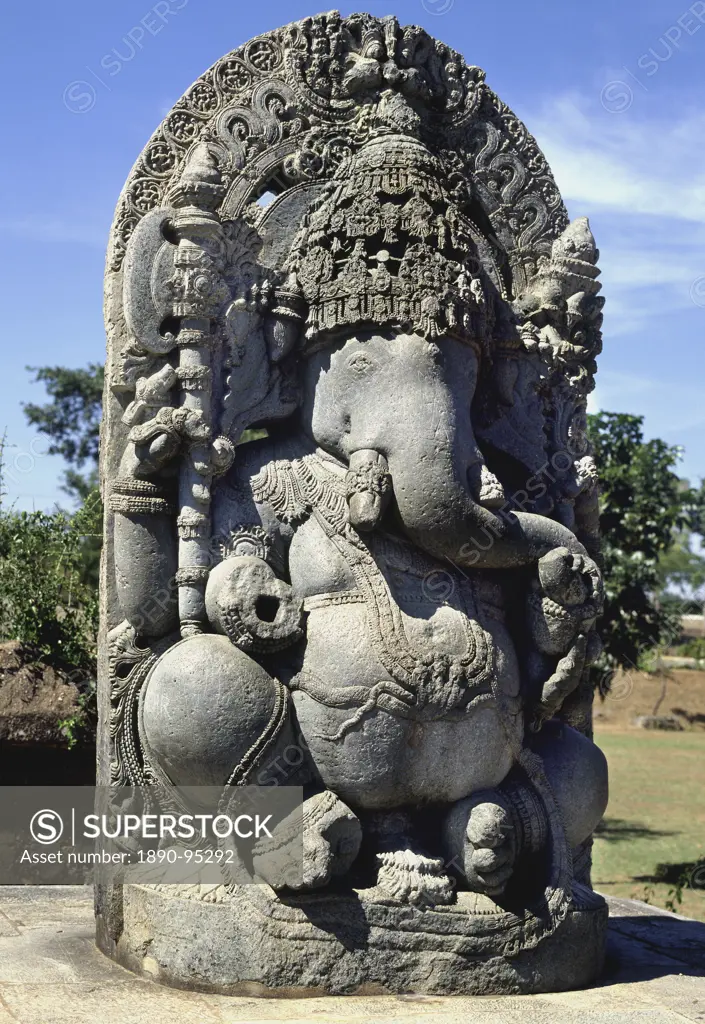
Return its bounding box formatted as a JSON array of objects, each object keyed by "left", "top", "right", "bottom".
[
  {"left": 538, "top": 547, "right": 602, "bottom": 609},
  {"left": 529, "top": 547, "right": 603, "bottom": 658},
  {"left": 127, "top": 407, "right": 211, "bottom": 478},
  {"left": 526, "top": 547, "right": 604, "bottom": 725}
]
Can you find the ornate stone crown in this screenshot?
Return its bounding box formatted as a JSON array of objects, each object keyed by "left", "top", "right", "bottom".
[{"left": 285, "top": 130, "right": 495, "bottom": 354}]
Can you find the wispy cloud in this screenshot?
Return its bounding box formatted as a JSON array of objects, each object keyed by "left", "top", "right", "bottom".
[
  {"left": 526, "top": 93, "right": 704, "bottom": 474},
  {"left": 591, "top": 370, "right": 705, "bottom": 436},
  {"left": 523, "top": 95, "right": 705, "bottom": 338},
  {"left": 530, "top": 95, "right": 705, "bottom": 223}
]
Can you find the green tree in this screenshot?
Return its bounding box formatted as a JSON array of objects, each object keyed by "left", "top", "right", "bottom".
[
  {"left": 587, "top": 412, "right": 693, "bottom": 689},
  {"left": 23, "top": 364, "right": 104, "bottom": 501},
  {"left": 656, "top": 536, "right": 705, "bottom": 612},
  {"left": 0, "top": 437, "right": 100, "bottom": 748},
  {"left": 23, "top": 363, "right": 104, "bottom": 587}
]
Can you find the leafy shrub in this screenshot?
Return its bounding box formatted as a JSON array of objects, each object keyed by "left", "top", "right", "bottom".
[
  {"left": 0, "top": 487, "right": 101, "bottom": 675},
  {"left": 670, "top": 638, "right": 705, "bottom": 661},
  {"left": 58, "top": 676, "right": 98, "bottom": 750}
]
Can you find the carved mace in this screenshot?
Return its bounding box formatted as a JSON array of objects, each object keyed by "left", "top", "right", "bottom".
[{"left": 165, "top": 143, "right": 234, "bottom": 638}]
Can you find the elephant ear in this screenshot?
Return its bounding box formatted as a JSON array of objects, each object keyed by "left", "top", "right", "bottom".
[{"left": 475, "top": 218, "right": 603, "bottom": 550}]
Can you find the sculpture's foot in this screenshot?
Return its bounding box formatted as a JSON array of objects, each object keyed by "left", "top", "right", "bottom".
[
  {"left": 443, "top": 791, "right": 518, "bottom": 897},
  {"left": 253, "top": 790, "right": 362, "bottom": 892}
]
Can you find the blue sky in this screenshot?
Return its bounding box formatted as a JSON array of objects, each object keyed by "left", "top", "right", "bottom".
[{"left": 1, "top": 0, "right": 704, "bottom": 509}]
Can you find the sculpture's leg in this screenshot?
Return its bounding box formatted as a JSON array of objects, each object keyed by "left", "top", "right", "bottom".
[
  {"left": 442, "top": 723, "right": 607, "bottom": 896},
  {"left": 528, "top": 720, "right": 608, "bottom": 852},
  {"left": 139, "top": 633, "right": 308, "bottom": 789},
  {"left": 253, "top": 789, "right": 363, "bottom": 892},
  {"left": 140, "top": 634, "right": 365, "bottom": 888}
]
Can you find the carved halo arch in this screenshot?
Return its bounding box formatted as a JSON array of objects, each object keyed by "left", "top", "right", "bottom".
[{"left": 104, "top": 12, "right": 591, "bottom": 537}]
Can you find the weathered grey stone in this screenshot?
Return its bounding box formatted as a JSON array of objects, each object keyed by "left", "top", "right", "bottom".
[
  {"left": 108, "top": 881, "right": 608, "bottom": 996},
  {"left": 1, "top": 888, "right": 703, "bottom": 1020},
  {"left": 100, "top": 13, "right": 610, "bottom": 994},
  {"left": 139, "top": 633, "right": 300, "bottom": 789}
]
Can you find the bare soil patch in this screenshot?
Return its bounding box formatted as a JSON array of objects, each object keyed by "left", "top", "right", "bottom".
[{"left": 594, "top": 668, "right": 705, "bottom": 732}]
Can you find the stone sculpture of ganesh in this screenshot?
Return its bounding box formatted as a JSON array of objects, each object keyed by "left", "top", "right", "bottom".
[{"left": 100, "top": 13, "right": 609, "bottom": 996}]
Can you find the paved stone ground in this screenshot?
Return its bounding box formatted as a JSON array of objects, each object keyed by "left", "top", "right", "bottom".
[{"left": 0, "top": 888, "right": 701, "bottom": 1023}]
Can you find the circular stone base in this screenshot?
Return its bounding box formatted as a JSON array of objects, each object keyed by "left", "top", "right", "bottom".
[{"left": 97, "top": 882, "right": 608, "bottom": 996}]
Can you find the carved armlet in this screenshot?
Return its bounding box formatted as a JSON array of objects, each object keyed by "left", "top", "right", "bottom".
[{"left": 109, "top": 476, "right": 176, "bottom": 517}]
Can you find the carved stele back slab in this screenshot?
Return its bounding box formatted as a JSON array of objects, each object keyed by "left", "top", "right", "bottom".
[{"left": 100, "top": 12, "right": 607, "bottom": 996}]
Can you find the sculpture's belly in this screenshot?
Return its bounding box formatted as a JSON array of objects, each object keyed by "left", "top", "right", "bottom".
[{"left": 293, "top": 602, "right": 522, "bottom": 810}]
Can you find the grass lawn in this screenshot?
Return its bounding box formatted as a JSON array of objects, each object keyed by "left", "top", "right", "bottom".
[{"left": 592, "top": 727, "right": 705, "bottom": 921}]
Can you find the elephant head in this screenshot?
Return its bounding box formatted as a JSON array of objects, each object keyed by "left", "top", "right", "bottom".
[
  {"left": 302, "top": 330, "right": 588, "bottom": 571},
  {"left": 302, "top": 332, "right": 501, "bottom": 561}
]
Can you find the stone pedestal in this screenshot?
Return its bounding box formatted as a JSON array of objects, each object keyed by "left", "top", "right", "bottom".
[{"left": 97, "top": 883, "right": 607, "bottom": 996}]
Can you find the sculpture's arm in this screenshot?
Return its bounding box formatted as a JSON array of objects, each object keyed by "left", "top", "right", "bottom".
[
  {"left": 111, "top": 416, "right": 298, "bottom": 640},
  {"left": 111, "top": 430, "right": 180, "bottom": 639},
  {"left": 524, "top": 544, "right": 603, "bottom": 727},
  {"left": 110, "top": 399, "right": 213, "bottom": 638}
]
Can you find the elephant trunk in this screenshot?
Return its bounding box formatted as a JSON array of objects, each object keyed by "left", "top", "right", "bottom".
[{"left": 386, "top": 454, "right": 586, "bottom": 569}]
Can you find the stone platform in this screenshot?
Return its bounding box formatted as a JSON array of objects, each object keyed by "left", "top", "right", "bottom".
[
  {"left": 100, "top": 883, "right": 608, "bottom": 996},
  {"left": 0, "top": 888, "right": 701, "bottom": 1022}
]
